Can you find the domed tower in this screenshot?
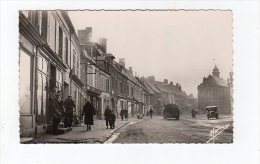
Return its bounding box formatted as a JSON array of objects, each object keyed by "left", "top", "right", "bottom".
[{"left": 212, "top": 65, "right": 220, "bottom": 77}]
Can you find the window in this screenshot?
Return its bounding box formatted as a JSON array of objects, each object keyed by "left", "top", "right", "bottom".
[
  {"left": 48, "top": 13, "right": 56, "bottom": 50},
  {"left": 58, "top": 27, "right": 63, "bottom": 58},
  {"left": 77, "top": 59, "right": 80, "bottom": 77},
  {"left": 106, "top": 79, "right": 110, "bottom": 92},
  {"left": 41, "top": 11, "right": 48, "bottom": 40},
  {"left": 19, "top": 50, "right": 32, "bottom": 114},
  {"left": 73, "top": 50, "right": 76, "bottom": 71},
  {"left": 37, "top": 55, "right": 48, "bottom": 119},
  {"left": 87, "top": 66, "right": 94, "bottom": 87},
  {"left": 65, "top": 37, "right": 68, "bottom": 64},
  {"left": 56, "top": 69, "right": 63, "bottom": 91}
]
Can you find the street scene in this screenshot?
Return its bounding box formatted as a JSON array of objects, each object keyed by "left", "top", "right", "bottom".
[{"left": 19, "top": 10, "right": 233, "bottom": 144}]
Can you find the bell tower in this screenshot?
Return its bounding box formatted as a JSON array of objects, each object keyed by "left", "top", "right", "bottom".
[{"left": 212, "top": 65, "right": 220, "bottom": 77}]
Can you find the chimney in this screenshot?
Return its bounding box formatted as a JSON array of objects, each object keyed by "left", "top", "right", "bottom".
[
  {"left": 164, "top": 79, "right": 168, "bottom": 84},
  {"left": 78, "top": 27, "right": 92, "bottom": 45},
  {"left": 170, "top": 81, "right": 173, "bottom": 85},
  {"left": 129, "top": 67, "right": 133, "bottom": 75},
  {"left": 119, "top": 58, "right": 125, "bottom": 68},
  {"left": 97, "top": 37, "right": 107, "bottom": 53},
  {"left": 147, "top": 76, "right": 155, "bottom": 82}
]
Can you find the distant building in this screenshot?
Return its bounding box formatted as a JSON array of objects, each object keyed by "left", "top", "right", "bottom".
[
  {"left": 197, "top": 65, "right": 231, "bottom": 114},
  {"left": 144, "top": 76, "right": 194, "bottom": 114}
]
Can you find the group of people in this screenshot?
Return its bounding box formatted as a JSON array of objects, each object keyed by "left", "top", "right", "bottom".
[
  {"left": 104, "top": 106, "right": 116, "bottom": 129},
  {"left": 120, "top": 109, "right": 128, "bottom": 121},
  {"left": 49, "top": 89, "right": 76, "bottom": 135},
  {"left": 49, "top": 88, "right": 117, "bottom": 133},
  {"left": 146, "top": 108, "right": 153, "bottom": 118}
]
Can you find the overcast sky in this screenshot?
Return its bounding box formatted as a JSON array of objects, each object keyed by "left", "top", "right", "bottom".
[{"left": 68, "top": 10, "right": 233, "bottom": 97}]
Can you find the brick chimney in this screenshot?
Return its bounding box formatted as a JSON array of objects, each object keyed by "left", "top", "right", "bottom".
[
  {"left": 129, "top": 67, "right": 133, "bottom": 75},
  {"left": 147, "top": 76, "right": 155, "bottom": 82},
  {"left": 78, "top": 27, "right": 92, "bottom": 45},
  {"left": 119, "top": 58, "right": 125, "bottom": 68},
  {"left": 164, "top": 79, "right": 168, "bottom": 84}
]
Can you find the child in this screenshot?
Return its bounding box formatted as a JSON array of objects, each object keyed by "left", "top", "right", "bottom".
[{"left": 109, "top": 111, "right": 116, "bottom": 129}]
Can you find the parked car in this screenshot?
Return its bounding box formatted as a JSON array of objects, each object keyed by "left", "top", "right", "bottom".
[
  {"left": 163, "top": 104, "right": 180, "bottom": 120},
  {"left": 206, "top": 106, "right": 219, "bottom": 119}
]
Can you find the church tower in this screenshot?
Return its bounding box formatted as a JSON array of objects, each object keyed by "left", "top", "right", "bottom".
[{"left": 212, "top": 65, "right": 220, "bottom": 77}]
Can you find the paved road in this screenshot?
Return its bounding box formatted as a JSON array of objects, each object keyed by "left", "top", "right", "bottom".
[{"left": 113, "top": 115, "right": 233, "bottom": 144}]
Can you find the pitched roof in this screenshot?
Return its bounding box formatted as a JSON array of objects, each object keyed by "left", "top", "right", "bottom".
[
  {"left": 200, "top": 75, "right": 228, "bottom": 87},
  {"left": 153, "top": 81, "right": 187, "bottom": 97},
  {"left": 144, "top": 78, "right": 162, "bottom": 93},
  {"left": 124, "top": 68, "right": 140, "bottom": 85}
]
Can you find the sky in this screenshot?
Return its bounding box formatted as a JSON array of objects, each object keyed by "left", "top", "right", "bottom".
[{"left": 68, "top": 10, "right": 233, "bottom": 97}]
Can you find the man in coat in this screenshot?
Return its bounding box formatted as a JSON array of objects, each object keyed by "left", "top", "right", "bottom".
[
  {"left": 104, "top": 106, "right": 112, "bottom": 129},
  {"left": 82, "top": 101, "right": 96, "bottom": 131},
  {"left": 64, "top": 95, "right": 75, "bottom": 128},
  {"left": 51, "top": 91, "right": 63, "bottom": 135},
  {"left": 149, "top": 108, "right": 153, "bottom": 118},
  {"left": 109, "top": 111, "right": 116, "bottom": 129}
]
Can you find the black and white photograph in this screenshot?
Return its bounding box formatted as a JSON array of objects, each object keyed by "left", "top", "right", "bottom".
[
  {"left": 0, "top": 0, "right": 259, "bottom": 164},
  {"left": 18, "top": 9, "right": 235, "bottom": 144}
]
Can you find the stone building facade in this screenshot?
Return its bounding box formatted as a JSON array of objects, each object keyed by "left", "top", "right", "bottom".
[
  {"left": 197, "top": 65, "right": 231, "bottom": 114},
  {"left": 19, "top": 10, "right": 85, "bottom": 138}
]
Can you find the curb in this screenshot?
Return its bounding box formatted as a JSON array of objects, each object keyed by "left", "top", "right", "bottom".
[{"left": 103, "top": 119, "right": 144, "bottom": 143}]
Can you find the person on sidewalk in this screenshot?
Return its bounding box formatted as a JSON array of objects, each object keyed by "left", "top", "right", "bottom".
[
  {"left": 64, "top": 95, "right": 76, "bottom": 128},
  {"left": 82, "top": 101, "right": 96, "bottom": 131},
  {"left": 149, "top": 108, "right": 153, "bottom": 118},
  {"left": 109, "top": 111, "right": 116, "bottom": 129},
  {"left": 104, "top": 106, "right": 112, "bottom": 129},
  {"left": 120, "top": 109, "right": 124, "bottom": 121},
  {"left": 191, "top": 109, "right": 196, "bottom": 119},
  {"left": 125, "top": 109, "right": 128, "bottom": 121},
  {"left": 51, "top": 90, "right": 63, "bottom": 135}
]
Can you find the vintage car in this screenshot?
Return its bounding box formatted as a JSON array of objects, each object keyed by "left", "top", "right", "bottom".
[
  {"left": 163, "top": 104, "right": 180, "bottom": 120},
  {"left": 206, "top": 106, "right": 219, "bottom": 119}
]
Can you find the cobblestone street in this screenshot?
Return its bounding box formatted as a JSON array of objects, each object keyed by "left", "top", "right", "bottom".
[{"left": 113, "top": 115, "right": 233, "bottom": 143}]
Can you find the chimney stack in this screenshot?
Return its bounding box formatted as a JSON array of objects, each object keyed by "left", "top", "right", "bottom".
[
  {"left": 147, "top": 76, "right": 155, "bottom": 82},
  {"left": 129, "top": 67, "right": 133, "bottom": 75},
  {"left": 78, "top": 27, "right": 92, "bottom": 45},
  {"left": 119, "top": 58, "right": 125, "bottom": 68},
  {"left": 97, "top": 37, "right": 107, "bottom": 53},
  {"left": 170, "top": 81, "right": 173, "bottom": 85},
  {"left": 164, "top": 79, "right": 168, "bottom": 84}
]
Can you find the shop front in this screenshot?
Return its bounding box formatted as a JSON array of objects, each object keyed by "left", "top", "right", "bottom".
[{"left": 87, "top": 86, "right": 102, "bottom": 119}]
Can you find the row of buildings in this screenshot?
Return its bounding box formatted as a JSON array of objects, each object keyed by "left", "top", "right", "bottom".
[{"left": 19, "top": 10, "right": 196, "bottom": 138}]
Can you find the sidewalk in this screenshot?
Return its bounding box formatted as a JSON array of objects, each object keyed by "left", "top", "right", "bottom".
[{"left": 29, "top": 117, "right": 141, "bottom": 144}]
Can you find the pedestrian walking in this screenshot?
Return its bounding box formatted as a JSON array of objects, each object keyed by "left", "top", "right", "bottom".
[
  {"left": 50, "top": 90, "right": 63, "bottom": 135},
  {"left": 64, "top": 95, "right": 75, "bottom": 128},
  {"left": 149, "top": 108, "right": 153, "bottom": 118},
  {"left": 82, "top": 101, "right": 96, "bottom": 131},
  {"left": 191, "top": 109, "right": 196, "bottom": 119},
  {"left": 104, "top": 106, "right": 112, "bottom": 129},
  {"left": 125, "top": 109, "right": 128, "bottom": 121},
  {"left": 109, "top": 111, "right": 116, "bottom": 129},
  {"left": 120, "top": 109, "right": 124, "bottom": 121}
]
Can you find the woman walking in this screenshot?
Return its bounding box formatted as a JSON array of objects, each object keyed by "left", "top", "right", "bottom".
[{"left": 82, "top": 101, "right": 96, "bottom": 131}]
